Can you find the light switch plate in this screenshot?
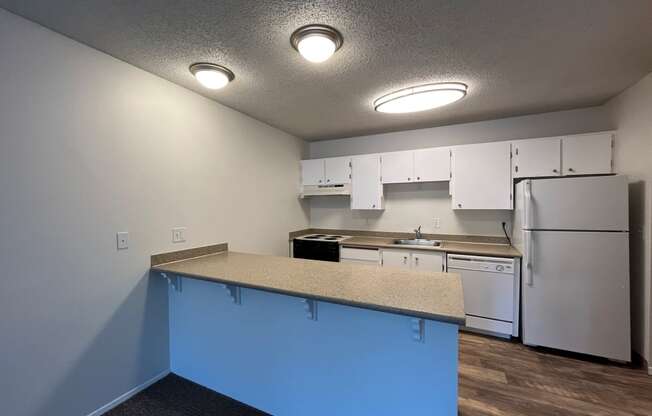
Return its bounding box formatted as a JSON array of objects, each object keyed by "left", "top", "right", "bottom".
[
  {"left": 172, "top": 227, "right": 186, "bottom": 243},
  {"left": 434, "top": 218, "right": 441, "bottom": 229},
  {"left": 117, "top": 232, "right": 129, "bottom": 250}
]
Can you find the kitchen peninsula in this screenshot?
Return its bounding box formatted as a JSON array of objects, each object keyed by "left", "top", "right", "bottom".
[{"left": 151, "top": 243, "right": 464, "bottom": 416}]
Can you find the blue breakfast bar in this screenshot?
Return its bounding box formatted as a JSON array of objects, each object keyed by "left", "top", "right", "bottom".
[{"left": 151, "top": 244, "right": 465, "bottom": 416}]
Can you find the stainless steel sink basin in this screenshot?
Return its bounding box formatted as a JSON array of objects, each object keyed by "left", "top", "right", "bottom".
[{"left": 393, "top": 239, "right": 442, "bottom": 247}]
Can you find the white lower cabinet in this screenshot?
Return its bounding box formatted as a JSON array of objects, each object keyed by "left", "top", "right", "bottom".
[
  {"left": 340, "top": 247, "right": 381, "bottom": 265},
  {"left": 381, "top": 249, "right": 445, "bottom": 272},
  {"left": 412, "top": 251, "right": 445, "bottom": 272},
  {"left": 381, "top": 249, "right": 411, "bottom": 269}
]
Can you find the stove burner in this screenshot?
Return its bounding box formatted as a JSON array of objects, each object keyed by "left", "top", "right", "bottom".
[
  {"left": 323, "top": 237, "right": 338, "bottom": 240},
  {"left": 303, "top": 235, "right": 322, "bottom": 239},
  {"left": 329, "top": 235, "right": 343, "bottom": 238}
]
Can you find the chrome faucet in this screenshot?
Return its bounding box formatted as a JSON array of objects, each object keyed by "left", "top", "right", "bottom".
[{"left": 414, "top": 225, "right": 423, "bottom": 240}]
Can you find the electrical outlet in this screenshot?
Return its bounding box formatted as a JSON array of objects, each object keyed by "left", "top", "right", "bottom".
[
  {"left": 434, "top": 218, "right": 441, "bottom": 229},
  {"left": 172, "top": 227, "right": 186, "bottom": 243},
  {"left": 117, "top": 232, "right": 129, "bottom": 250}
]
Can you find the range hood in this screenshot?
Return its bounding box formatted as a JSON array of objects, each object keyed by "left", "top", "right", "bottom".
[{"left": 300, "top": 184, "right": 351, "bottom": 198}]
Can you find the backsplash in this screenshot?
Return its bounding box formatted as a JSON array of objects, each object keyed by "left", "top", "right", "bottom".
[{"left": 309, "top": 182, "right": 512, "bottom": 237}]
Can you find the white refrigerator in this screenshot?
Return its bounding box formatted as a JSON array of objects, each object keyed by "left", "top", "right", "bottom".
[{"left": 513, "top": 175, "right": 631, "bottom": 362}]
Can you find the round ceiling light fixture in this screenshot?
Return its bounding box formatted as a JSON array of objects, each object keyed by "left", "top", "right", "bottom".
[
  {"left": 290, "top": 24, "right": 343, "bottom": 63},
  {"left": 189, "top": 63, "right": 235, "bottom": 89},
  {"left": 374, "top": 82, "right": 468, "bottom": 114}
]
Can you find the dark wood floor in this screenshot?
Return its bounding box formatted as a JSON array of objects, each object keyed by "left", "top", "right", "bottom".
[{"left": 459, "top": 332, "right": 652, "bottom": 416}]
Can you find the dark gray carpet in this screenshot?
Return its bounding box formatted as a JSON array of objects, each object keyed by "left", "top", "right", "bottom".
[{"left": 106, "top": 374, "right": 270, "bottom": 416}]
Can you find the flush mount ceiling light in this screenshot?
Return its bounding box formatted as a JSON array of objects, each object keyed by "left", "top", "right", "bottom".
[
  {"left": 290, "top": 24, "right": 343, "bottom": 63},
  {"left": 189, "top": 63, "right": 235, "bottom": 89},
  {"left": 374, "top": 83, "right": 468, "bottom": 114}
]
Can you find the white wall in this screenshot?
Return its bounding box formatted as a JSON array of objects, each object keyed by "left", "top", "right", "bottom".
[
  {"left": 0, "top": 10, "right": 308, "bottom": 416},
  {"left": 604, "top": 72, "right": 652, "bottom": 365},
  {"left": 308, "top": 107, "right": 612, "bottom": 237}
]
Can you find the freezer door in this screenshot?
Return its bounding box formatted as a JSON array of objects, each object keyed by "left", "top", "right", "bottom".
[
  {"left": 522, "top": 175, "right": 628, "bottom": 231},
  {"left": 522, "top": 230, "right": 631, "bottom": 361}
]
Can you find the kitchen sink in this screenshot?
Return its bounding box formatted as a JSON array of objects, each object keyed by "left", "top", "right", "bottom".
[{"left": 393, "top": 239, "right": 442, "bottom": 247}]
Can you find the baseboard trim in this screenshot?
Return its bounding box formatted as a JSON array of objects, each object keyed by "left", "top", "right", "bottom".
[{"left": 86, "top": 369, "right": 170, "bottom": 416}]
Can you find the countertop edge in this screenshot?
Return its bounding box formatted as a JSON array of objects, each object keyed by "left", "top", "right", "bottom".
[
  {"left": 339, "top": 240, "right": 521, "bottom": 257},
  {"left": 151, "top": 258, "right": 465, "bottom": 325}
]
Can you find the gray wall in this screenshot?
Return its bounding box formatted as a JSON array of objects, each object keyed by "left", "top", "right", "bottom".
[
  {"left": 307, "top": 107, "right": 613, "bottom": 237},
  {"left": 308, "top": 106, "right": 612, "bottom": 158},
  {"left": 0, "top": 9, "right": 309, "bottom": 416},
  {"left": 604, "top": 72, "right": 652, "bottom": 366}
]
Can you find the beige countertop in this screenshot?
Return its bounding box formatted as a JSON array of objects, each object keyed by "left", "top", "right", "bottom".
[
  {"left": 339, "top": 236, "right": 522, "bottom": 258},
  {"left": 152, "top": 250, "right": 465, "bottom": 325}
]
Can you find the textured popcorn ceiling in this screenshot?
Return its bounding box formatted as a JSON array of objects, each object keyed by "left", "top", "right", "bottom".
[{"left": 2, "top": 0, "right": 652, "bottom": 141}]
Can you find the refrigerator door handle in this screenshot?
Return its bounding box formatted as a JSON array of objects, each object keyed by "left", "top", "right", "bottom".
[
  {"left": 524, "top": 179, "right": 533, "bottom": 229},
  {"left": 525, "top": 233, "right": 534, "bottom": 286}
]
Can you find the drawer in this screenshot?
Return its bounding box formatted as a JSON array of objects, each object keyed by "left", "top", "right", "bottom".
[
  {"left": 340, "top": 258, "right": 380, "bottom": 266},
  {"left": 340, "top": 247, "right": 380, "bottom": 262},
  {"left": 464, "top": 316, "right": 513, "bottom": 338}
]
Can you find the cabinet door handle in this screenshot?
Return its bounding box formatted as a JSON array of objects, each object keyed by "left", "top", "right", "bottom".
[
  {"left": 457, "top": 203, "right": 462, "bottom": 208},
  {"left": 326, "top": 179, "right": 330, "bottom": 182},
  {"left": 568, "top": 168, "right": 575, "bottom": 172},
  {"left": 403, "top": 256, "right": 408, "bottom": 263},
  {"left": 552, "top": 169, "right": 558, "bottom": 173},
  {"left": 318, "top": 179, "right": 322, "bottom": 183},
  {"left": 408, "top": 177, "right": 411, "bottom": 181},
  {"left": 417, "top": 176, "right": 420, "bottom": 180},
  {"left": 414, "top": 257, "right": 419, "bottom": 264}
]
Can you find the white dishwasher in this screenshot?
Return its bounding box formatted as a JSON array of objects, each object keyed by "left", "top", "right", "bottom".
[{"left": 447, "top": 254, "right": 520, "bottom": 338}]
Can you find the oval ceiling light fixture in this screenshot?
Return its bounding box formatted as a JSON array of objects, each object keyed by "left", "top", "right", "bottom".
[
  {"left": 290, "top": 24, "right": 343, "bottom": 63},
  {"left": 189, "top": 63, "right": 235, "bottom": 89},
  {"left": 374, "top": 82, "right": 468, "bottom": 114}
]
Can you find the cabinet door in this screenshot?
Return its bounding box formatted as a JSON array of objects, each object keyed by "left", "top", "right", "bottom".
[
  {"left": 351, "top": 155, "right": 384, "bottom": 210},
  {"left": 381, "top": 151, "right": 414, "bottom": 184},
  {"left": 300, "top": 159, "right": 325, "bottom": 186},
  {"left": 324, "top": 156, "right": 351, "bottom": 184},
  {"left": 562, "top": 133, "right": 614, "bottom": 176},
  {"left": 513, "top": 138, "right": 561, "bottom": 178},
  {"left": 451, "top": 142, "right": 512, "bottom": 210},
  {"left": 381, "top": 249, "right": 411, "bottom": 269},
  {"left": 412, "top": 251, "right": 445, "bottom": 272},
  {"left": 414, "top": 147, "right": 450, "bottom": 182}
]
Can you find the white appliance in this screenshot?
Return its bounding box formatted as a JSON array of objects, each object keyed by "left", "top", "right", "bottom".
[
  {"left": 300, "top": 183, "right": 351, "bottom": 198},
  {"left": 513, "top": 175, "right": 631, "bottom": 362},
  {"left": 447, "top": 254, "right": 520, "bottom": 338}
]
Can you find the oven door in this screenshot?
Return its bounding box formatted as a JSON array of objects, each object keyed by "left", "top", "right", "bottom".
[{"left": 292, "top": 239, "right": 340, "bottom": 262}]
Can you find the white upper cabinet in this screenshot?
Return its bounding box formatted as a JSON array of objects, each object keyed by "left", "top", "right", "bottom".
[
  {"left": 351, "top": 154, "right": 384, "bottom": 210},
  {"left": 414, "top": 147, "right": 451, "bottom": 182},
  {"left": 513, "top": 137, "right": 562, "bottom": 178},
  {"left": 324, "top": 156, "right": 351, "bottom": 184},
  {"left": 301, "top": 159, "right": 325, "bottom": 186},
  {"left": 301, "top": 157, "right": 352, "bottom": 186},
  {"left": 562, "top": 132, "right": 614, "bottom": 176},
  {"left": 451, "top": 142, "right": 512, "bottom": 210},
  {"left": 381, "top": 147, "right": 451, "bottom": 184},
  {"left": 381, "top": 151, "right": 414, "bottom": 184}
]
